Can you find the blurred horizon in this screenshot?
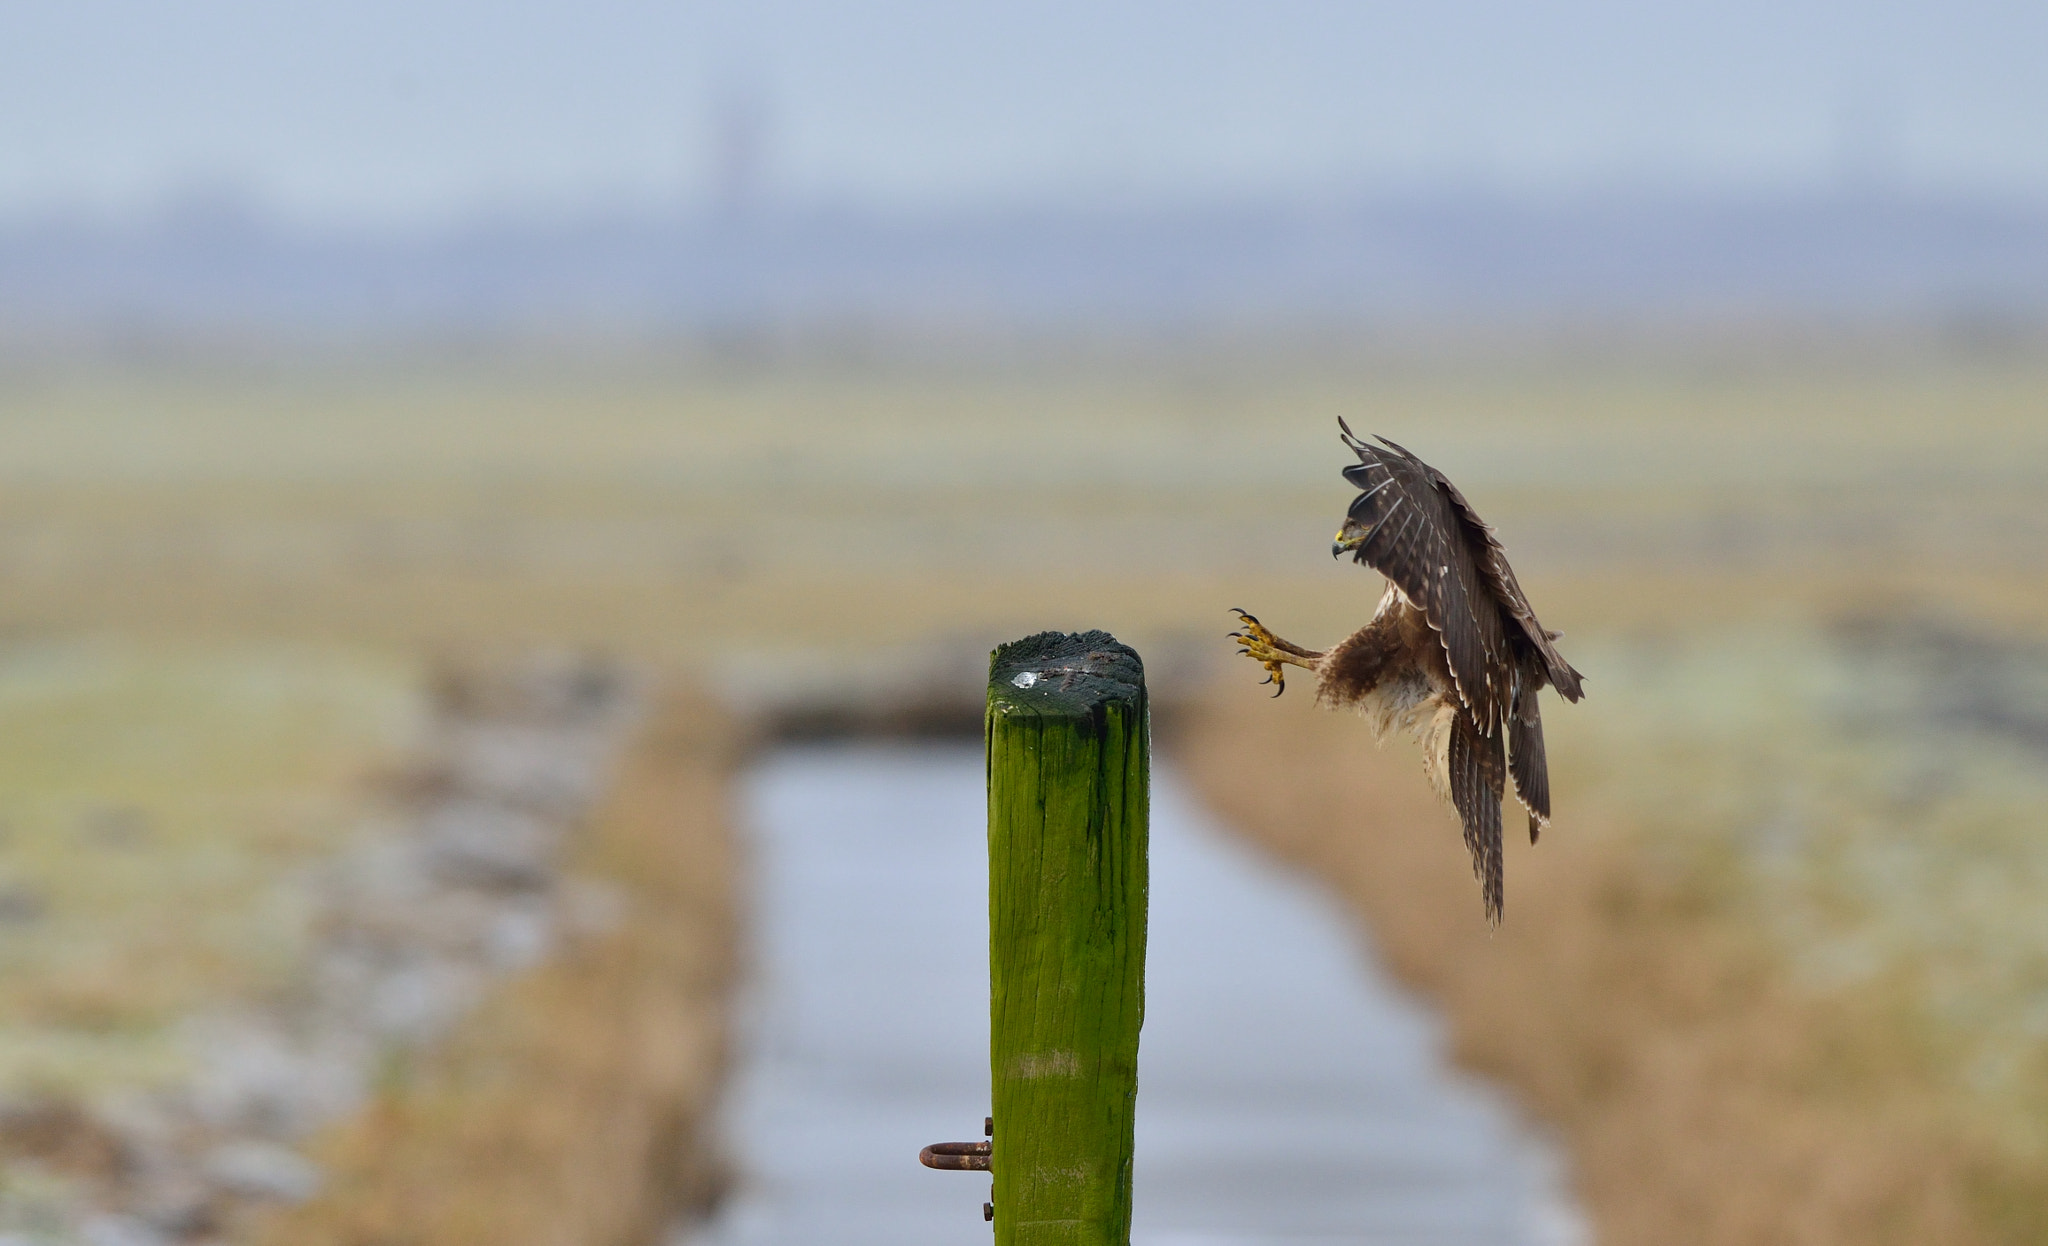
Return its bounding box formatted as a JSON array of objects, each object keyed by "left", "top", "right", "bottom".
[
  {"left": 8, "top": 2, "right": 2048, "bottom": 344},
  {"left": 7, "top": 185, "right": 2048, "bottom": 345}
]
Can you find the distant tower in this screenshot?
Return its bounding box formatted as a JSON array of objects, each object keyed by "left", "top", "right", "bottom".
[{"left": 707, "top": 82, "right": 770, "bottom": 224}]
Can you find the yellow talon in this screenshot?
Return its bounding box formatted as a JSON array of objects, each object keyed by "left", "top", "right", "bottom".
[
  {"left": 1230, "top": 609, "right": 1280, "bottom": 647},
  {"left": 1229, "top": 608, "right": 1291, "bottom": 696}
]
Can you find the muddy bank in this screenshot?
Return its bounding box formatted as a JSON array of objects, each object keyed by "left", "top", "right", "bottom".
[{"left": 255, "top": 677, "right": 741, "bottom": 1246}]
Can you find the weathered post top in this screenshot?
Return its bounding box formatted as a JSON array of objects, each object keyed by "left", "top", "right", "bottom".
[
  {"left": 989, "top": 630, "right": 1147, "bottom": 723},
  {"left": 986, "top": 629, "right": 1148, "bottom": 1246}
]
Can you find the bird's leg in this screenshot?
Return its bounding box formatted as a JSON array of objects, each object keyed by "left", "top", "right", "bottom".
[
  {"left": 1231, "top": 609, "right": 1323, "bottom": 659},
  {"left": 1228, "top": 609, "right": 1324, "bottom": 697}
]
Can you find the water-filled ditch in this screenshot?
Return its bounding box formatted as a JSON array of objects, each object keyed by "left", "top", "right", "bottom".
[{"left": 700, "top": 744, "right": 1584, "bottom": 1246}]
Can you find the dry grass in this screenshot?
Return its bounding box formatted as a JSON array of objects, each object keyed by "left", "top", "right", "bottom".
[
  {"left": 0, "top": 347, "right": 2039, "bottom": 667},
  {"left": 253, "top": 688, "right": 743, "bottom": 1246},
  {"left": 1172, "top": 617, "right": 2048, "bottom": 1245}
]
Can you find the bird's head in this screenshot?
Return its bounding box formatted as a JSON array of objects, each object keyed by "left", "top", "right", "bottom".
[{"left": 1331, "top": 499, "right": 1375, "bottom": 561}]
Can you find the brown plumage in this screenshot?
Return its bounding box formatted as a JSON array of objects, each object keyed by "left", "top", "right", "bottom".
[{"left": 1230, "top": 422, "right": 1584, "bottom": 923}]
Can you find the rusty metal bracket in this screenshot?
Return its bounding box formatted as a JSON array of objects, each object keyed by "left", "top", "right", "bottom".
[
  {"left": 920, "top": 1116, "right": 995, "bottom": 1173},
  {"left": 918, "top": 1141, "right": 991, "bottom": 1171}
]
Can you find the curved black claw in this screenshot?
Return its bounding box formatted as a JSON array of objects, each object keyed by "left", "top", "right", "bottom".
[{"left": 1229, "top": 607, "right": 1290, "bottom": 697}]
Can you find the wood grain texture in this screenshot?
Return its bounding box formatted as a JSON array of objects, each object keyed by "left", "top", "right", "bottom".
[{"left": 987, "top": 632, "right": 1148, "bottom": 1246}]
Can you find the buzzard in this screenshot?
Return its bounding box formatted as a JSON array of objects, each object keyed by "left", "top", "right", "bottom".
[{"left": 1230, "top": 422, "right": 1584, "bottom": 923}]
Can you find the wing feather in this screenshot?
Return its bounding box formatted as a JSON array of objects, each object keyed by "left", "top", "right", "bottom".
[
  {"left": 1338, "top": 435, "right": 1508, "bottom": 731},
  {"left": 1385, "top": 436, "right": 1586, "bottom": 702}
]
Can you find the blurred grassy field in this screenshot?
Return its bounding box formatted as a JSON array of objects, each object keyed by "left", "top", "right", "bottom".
[
  {"left": 0, "top": 642, "right": 421, "bottom": 1090},
  {"left": 0, "top": 344, "right": 2039, "bottom": 662},
  {"left": 0, "top": 641, "right": 422, "bottom": 1239},
  {"left": 0, "top": 339, "right": 2042, "bottom": 1241}
]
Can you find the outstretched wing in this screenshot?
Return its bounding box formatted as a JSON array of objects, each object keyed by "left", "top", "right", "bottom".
[
  {"left": 1414, "top": 453, "right": 1585, "bottom": 702},
  {"left": 1336, "top": 423, "right": 1509, "bottom": 732}
]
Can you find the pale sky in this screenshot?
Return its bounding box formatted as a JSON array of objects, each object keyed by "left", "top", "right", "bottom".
[{"left": 3, "top": 1, "right": 2044, "bottom": 226}]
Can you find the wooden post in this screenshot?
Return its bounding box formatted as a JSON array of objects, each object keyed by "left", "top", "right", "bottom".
[{"left": 986, "top": 631, "right": 1148, "bottom": 1246}]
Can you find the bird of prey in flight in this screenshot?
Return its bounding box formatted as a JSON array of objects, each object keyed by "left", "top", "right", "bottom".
[{"left": 1231, "top": 422, "right": 1584, "bottom": 923}]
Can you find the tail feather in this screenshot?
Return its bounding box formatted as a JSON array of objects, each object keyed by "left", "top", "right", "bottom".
[
  {"left": 1507, "top": 674, "right": 1550, "bottom": 843},
  {"left": 1448, "top": 711, "right": 1506, "bottom": 924}
]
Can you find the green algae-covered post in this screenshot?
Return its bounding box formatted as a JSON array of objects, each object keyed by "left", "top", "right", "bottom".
[{"left": 986, "top": 630, "right": 1148, "bottom": 1246}]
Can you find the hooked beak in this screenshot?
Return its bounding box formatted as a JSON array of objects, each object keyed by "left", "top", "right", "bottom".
[{"left": 1332, "top": 529, "right": 1366, "bottom": 559}]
